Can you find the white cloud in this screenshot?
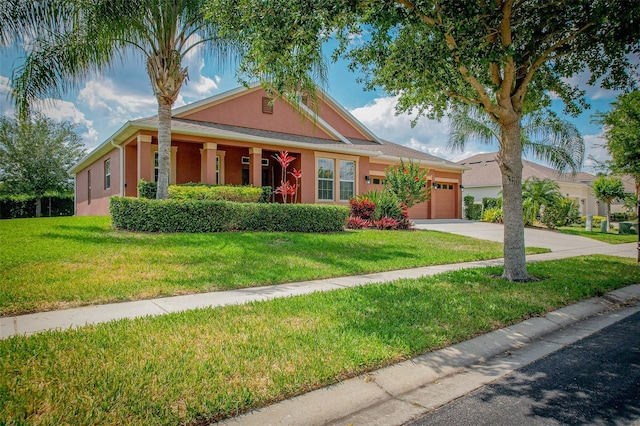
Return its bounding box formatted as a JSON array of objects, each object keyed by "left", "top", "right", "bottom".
[
  {"left": 32, "top": 98, "right": 99, "bottom": 147},
  {"left": 583, "top": 133, "right": 610, "bottom": 172},
  {"left": 181, "top": 60, "right": 219, "bottom": 98},
  {"left": 0, "top": 75, "right": 14, "bottom": 116},
  {"left": 78, "top": 77, "right": 157, "bottom": 125},
  {"left": 350, "top": 95, "right": 488, "bottom": 162}
]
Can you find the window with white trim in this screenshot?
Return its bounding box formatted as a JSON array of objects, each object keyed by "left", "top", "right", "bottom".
[
  {"left": 216, "top": 156, "right": 220, "bottom": 185},
  {"left": 154, "top": 151, "right": 159, "bottom": 182},
  {"left": 104, "top": 159, "right": 111, "bottom": 190},
  {"left": 339, "top": 160, "right": 355, "bottom": 201},
  {"left": 317, "top": 158, "right": 334, "bottom": 201},
  {"left": 153, "top": 151, "right": 172, "bottom": 183}
]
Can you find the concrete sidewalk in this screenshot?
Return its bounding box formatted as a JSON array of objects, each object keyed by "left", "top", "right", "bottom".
[
  {"left": 219, "top": 285, "right": 640, "bottom": 426},
  {"left": 1, "top": 240, "right": 636, "bottom": 339}
]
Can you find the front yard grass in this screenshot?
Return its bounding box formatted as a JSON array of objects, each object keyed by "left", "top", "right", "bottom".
[
  {"left": 1, "top": 255, "right": 639, "bottom": 425},
  {"left": 0, "top": 216, "right": 548, "bottom": 316},
  {"left": 558, "top": 225, "right": 638, "bottom": 244}
]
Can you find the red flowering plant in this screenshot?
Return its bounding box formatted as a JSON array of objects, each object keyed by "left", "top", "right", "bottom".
[
  {"left": 290, "top": 168, "right": 302, "bottom": 204},
  {"left": 273, "top": 151, "right": 300, "bottom": 203},
  {"left": 346, "top": 216, "right": 371, "bottom": 229},
  {"left": 384, "top": 158, "right": 430, "bottom": 208}
]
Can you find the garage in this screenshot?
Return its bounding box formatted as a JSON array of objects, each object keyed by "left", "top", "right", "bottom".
[{"left": 433, "top": 182, "right": 458, "bottom": 219}]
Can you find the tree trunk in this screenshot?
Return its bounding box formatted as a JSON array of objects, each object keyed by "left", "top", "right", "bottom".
[
  {"left": 498, "top": 118, "right": 530, "bottom": 281},
  {"left": 35, "top": 197, "right": 41, "bottom": 218},
  {"left": 605, "top": 201, "right": 611, "bottom": 232},
  {"left": 156, "top": 100, "right": 172, "bottom": 199}
]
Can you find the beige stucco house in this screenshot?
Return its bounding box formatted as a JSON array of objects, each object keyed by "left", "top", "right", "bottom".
[{"left": 457, "top": 152, "right": 600, "bottom": 216}]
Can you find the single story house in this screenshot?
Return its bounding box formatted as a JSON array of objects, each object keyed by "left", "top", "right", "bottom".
[
  {"left": 457, "top": 152, "right": 600, "bottom": 216},
  {"left": 70, "top": 84, "right": 467, "bottom": 219}
]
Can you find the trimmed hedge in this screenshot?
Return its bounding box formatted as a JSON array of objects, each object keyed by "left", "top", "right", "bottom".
[
  {"left": 168, "top": 185, "right": 262, "bottom": 203},
  {"left": 137, "top": 180, "right": 263, "bottom": 203},
  {"left": 110, "top": 197, "right": 349, "bottom": 233}
]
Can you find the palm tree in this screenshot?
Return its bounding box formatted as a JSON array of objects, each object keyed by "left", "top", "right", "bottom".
[
  {"left": 9, "top": 0, "right": 237, "bottom": 199},
  {"left": 521, "top": 178, "right": 562, "bottom": 226},
  {"left": 449, "top": 106, "right": 584, "bottom": 175},
  {"left": 1, "top": 0, "right": 64, "bottom": 47}
]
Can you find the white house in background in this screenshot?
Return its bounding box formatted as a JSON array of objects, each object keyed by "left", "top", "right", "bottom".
[{"left": 457, "top": 152, "right": 600, "bottom": 216}]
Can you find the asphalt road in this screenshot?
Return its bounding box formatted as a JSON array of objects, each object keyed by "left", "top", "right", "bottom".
[{"left": 405, "top": 311, "right": 640, "bottom": 426}]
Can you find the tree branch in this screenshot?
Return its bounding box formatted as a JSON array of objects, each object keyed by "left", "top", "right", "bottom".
[
  {"left": 498, "top": 0, "right": 515, "bottom": 107},
  {"left": 514, "top": 21, "right": 594, "bottom": 102}
]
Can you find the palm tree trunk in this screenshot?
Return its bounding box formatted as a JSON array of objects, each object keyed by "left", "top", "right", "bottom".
[
  {"left": 499, "top": 118, "right": 529, "bottom": 281},
  {"left": 156, "top": 100, "right": 172, "bottom": 199}
]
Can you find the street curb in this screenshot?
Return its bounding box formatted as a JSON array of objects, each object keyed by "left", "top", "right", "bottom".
[{"left": 217, "top": 284, "right": 640, "bottom": 426}]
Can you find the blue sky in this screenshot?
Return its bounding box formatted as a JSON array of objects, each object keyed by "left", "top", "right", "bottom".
[{"left": 0, "top": 40, "right": 626, "bottom": 172}]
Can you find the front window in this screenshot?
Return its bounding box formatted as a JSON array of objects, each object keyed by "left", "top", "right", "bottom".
[
  {"left": 339, "top": 160, "right": 355, "bottom": 201},
  {"left": 154, "top": 151, "right": 159, "bottom": 183},
  {"left": 216, "top": 156, "right": 220, "bottom": 185},
  {"left": 104, "top": 159, "right": 111, "bottom": 190},
  {"left": 317, "top": 158, "right": 334, "bottom": 201}
]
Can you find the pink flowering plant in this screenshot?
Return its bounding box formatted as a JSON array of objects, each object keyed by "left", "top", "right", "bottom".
[{"left": 384, "top": 158, "right": 430, "bottom": 208}]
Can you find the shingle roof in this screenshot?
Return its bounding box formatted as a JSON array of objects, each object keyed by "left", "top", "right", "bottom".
[
  {"left": 457, "top": 152, "right": 596, "bottom": 187},
  {"left": 355, "top": 139, "right": 463, "bottom": 167},
  {"left": 132, "top": 117, "right": 465, "bottom": 170},
  {"left": 134, "top": 116, "right": 346, "bottom": 146}
]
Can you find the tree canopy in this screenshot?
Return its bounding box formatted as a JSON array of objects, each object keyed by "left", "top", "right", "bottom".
[
  {"left": 594, "top": 90, "right": 640, "bottom": 195},
  {"left": 0, "top": 115, "right": 85, "bottom": 216},
  {"left": 592, "top": 175, "right": 626, "bottom": 231},
  {"left": 217, "top": 0, "right": 640, "bottom": 280}
]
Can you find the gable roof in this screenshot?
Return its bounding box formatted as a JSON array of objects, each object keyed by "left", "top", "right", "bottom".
[
  {"left": 172, "top": 82, "right": 383, "bottom": 145},
  {"left": 457, "top": 152, "right": 596, "bottom": 187}
]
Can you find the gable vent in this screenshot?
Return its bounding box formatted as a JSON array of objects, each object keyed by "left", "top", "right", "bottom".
[{"left": 262, "top": 97, "right": 273, "bottom": 114}]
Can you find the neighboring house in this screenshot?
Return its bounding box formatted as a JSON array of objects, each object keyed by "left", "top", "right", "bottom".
[
  {"left": 610, "top": 174, "right": 638, "bottom": 215},
  {"left": 457, "top": 152, "right": 599, "bottom": 216},
  {"left": 70, "top": 84, "right": 466, "bottom": 219}
]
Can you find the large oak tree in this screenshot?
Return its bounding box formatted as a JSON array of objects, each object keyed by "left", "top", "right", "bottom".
[{"left": 217, "top": 0, "right": 640, "bottom": 280}]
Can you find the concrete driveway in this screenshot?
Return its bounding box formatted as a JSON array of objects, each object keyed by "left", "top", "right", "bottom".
[{"left": 413, "top": 219, "right": 637, "bottom": 259}]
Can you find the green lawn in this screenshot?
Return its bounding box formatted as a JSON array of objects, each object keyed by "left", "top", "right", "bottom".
[
  {"left": 0, "top": 216, "right": 547, "bottom": 316},
  {"left": 1, "top": 255, "right": 638, "bottom": 425},
  {"left": 558, "top": 225, "right": 639, "bottom": 244}
]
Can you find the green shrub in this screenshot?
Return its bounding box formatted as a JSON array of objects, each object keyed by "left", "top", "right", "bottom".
[
  {"left": 482, "top": 197, "right": 502, "bottom": 211},
  {"left": 360, "top": 189, "right": 403, "bottom": 221},
  {"left": 464, "top": 195, "right": 482, "bottom": 220},
  {"left": 482, "top": 207, "right": 503, "bottom": 223},
  {"left": 110, "top": 197, "right": 349, "bottom": 233},
  {"left": 580, "top": 215, "right": 606, "bottom": 227},
  {"left": 0, "top": 193, "right": 74, "bottom": 218},
  {"left": 611, "top": 212, "right": 638, "bottom": 222},
  {"left": 384, "top": 158, "right": 430, "bottom": 208},
  {"left": 259, "top": 186, "right": 273, "bottom": 203},
  {"left": 541, "top": 198, "right": 580, "bottom": 229},
  {"left": 138, "top": 179, "right": 157, "bottom": 199},
  {"left": 168, "top": 185, "right": 262, "bottom": 203}
]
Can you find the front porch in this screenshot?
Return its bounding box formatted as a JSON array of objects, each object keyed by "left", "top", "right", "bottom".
[{"left": 123, "top": 134, "right": 307, "bottom": 203}]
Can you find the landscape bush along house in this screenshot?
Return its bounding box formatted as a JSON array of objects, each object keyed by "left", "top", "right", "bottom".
[{"left": 70, "top": 84, "right": 466, "bottom": 219}]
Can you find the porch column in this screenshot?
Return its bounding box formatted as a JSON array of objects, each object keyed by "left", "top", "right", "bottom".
[
  {"left": 200, "top": 143, "right": 217, "bottom": 184},
  {"left": 136, "top": 135, "right": 153, "bottom": 195},
  {"left": 249, "top": 147, "right": 262, "bottom": 187}
]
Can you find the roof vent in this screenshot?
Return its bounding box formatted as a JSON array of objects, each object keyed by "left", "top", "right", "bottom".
[{"left": 262, "top": 97, "right": 273, "bottom": 114}]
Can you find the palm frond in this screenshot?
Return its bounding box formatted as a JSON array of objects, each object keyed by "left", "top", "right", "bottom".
[
  {"left": 447, "top": 105, "right": 500, "bottom": 152},
  {"left": 522, "top": 111, "right": 584, "bottom": 175}
]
